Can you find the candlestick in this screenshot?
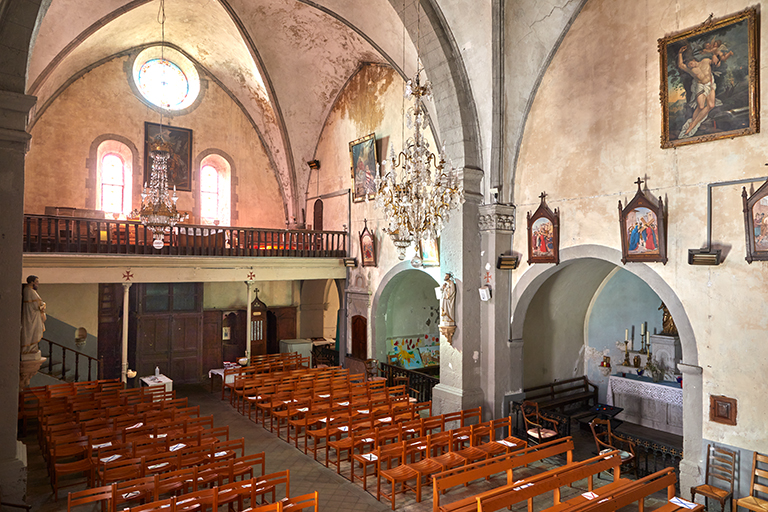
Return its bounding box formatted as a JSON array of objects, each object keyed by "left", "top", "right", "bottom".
[{"left": 641, "top": 322, "right": 646, "bottom": 335}]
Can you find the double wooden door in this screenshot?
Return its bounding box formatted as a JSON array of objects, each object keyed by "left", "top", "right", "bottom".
[{"left": 136, "top": 313, "right": 202, "bottom": 384}]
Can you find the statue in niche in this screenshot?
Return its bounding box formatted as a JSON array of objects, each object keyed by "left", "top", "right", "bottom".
[
  {"left": 440, "top": 273, "right": 456, "bottom": 326},
  {"left": 659, "top": 301, "right": 678, "bottom": 336}
]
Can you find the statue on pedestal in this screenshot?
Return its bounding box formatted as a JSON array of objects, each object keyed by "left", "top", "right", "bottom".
[
  {"left": 439, "top": 273, "right": 457, "bottom": 344},
  {"left": 659, "top": 302, "right": 678, "bottom": 336},
  {"left": 20, "top": 275, "right": 47, "bottom": 388}
]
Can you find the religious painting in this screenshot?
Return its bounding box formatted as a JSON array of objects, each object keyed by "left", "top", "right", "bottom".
[
  {"left": 742, "top": 179, "right": 768, "bottom": 263},
  {"left": 526, "top": 192, "right": 559, "bottom": 265},
  {"left": 144, "top": 122, "right": 193, "bottom": 191},
  {"left": 420, "top": 238, "right": 440, "bottom": 267},
  {"left": 619, "top": 179, "right": 667, "bottom": 264},
  {"left": 349, "top": 133, "right": 377, "bottom": 202},
  {"left": 359, "top": 219, "right": 376, "bottom": 267},
  {"left": 658, "top": 8, "right": 758, "bottom": 149}
]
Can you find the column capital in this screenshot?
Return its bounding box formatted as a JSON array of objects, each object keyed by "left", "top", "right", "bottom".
[
  {"left": 478, "top": 203, "right": 516, "bottom": 233},
  {"left": 0, "top": 91, "right": 36, "bottom": 149}
]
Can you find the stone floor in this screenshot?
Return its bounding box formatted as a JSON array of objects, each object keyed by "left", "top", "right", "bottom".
[{"left": 25, "top": 384, "right": 671, "bottom": 511}]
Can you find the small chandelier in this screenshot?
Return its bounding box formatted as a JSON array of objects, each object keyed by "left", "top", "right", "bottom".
[
  {"left": 374, "top": 69, "right": 464, "bottom": 267},
  {"left": 130, "top": 0, "right": 187, "bottom": 250},
  {"left": 132, "top": 135, "right": 187, "bottom": 249}
]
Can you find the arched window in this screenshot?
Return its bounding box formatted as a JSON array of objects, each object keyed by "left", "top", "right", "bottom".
[
  {"left": 200, "top": 155, "right": 231, "bottom": 225},
  {"left": 97, "top": 140, "right": 133, "bottom": 215}
]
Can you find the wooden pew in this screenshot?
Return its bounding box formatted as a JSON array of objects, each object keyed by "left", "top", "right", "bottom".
[
  {"left": 473, "top": 451, "right": 623, "bottom": 512},
  {"left": 432, "top": 436, "right": 575, "bottom": 512},
  {"left": 524, "top": 376, "right": 598, "bottom": 413}
]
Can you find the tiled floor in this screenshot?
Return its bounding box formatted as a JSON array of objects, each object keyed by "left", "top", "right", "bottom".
[{"left": 24, "top": 384, "right": 665, "bottom": 511}]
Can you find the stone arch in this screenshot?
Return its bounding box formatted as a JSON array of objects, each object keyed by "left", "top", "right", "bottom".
[
  {"left": 510, "top": 244, "right": 703, "bottom": 492},
  {"left": 370, "top": 260, "right": 441, "bottom": 363}
]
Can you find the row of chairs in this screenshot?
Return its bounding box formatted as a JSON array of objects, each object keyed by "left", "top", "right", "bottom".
[
  {"left": 222, "top": 354, "right": 313, "bottom": 400},
  {"left": 690, "top": 445, "right": 768, "bottom": 512}
]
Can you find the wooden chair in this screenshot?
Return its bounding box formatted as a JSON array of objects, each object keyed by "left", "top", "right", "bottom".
[
  {"left": 51, "top": 442, "right": 94, "bottom": 501},
  {"left": 426, "top": 430, "right": 467, "bottom": 471},
  {"left": 734, "top": 451, "right": 768, "bottom": 512},
  {"left": 66, "top": 484, "right": 115, "bottom": 511},
  {"left": 378, "top": 442, "right": 421, "bottom": 510},
  {"left": 129, "top": 497, "right": 176, "bottom": 512},
  {"left": 364, "top": 359, "right": 379, "bottom": 381},
  {"left": 521, "top": 400, "right": 560, "bottom": 444},
  {"left": 589, "top": 417, "right": 637, "bottom": 478},
  {"left": 691, "top": 444, "right": 736, "bottom": 512},
  {"left": 281, "top": 491, "right": 318, "bottom": 512}
]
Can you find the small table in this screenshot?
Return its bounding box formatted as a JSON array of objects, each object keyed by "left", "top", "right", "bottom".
[
  {"left": 574, "top": 403, "right": 624, "bottom": 432},
  {"left": 140, "top": 374, "right": 173, "bottom": 399},
  {"left": 208, "top": 363, "right": 240, "bottom": 393}
]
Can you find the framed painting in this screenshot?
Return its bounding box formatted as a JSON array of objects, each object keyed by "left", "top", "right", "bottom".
[
  {"left": 526, "top": 192, "right": 559, "bottom": 265},
  {"left": 420, "top": 238, "right": 440, "bottom": 267},
  {"left": 742, "top": 179, "right": 768, "bottom": 263},
  {"left": 619, "top": 178, "right": 667, "bottom": 265},
  {"left": 349, "top": 133, "right": 377, "bottom": 202},
  {"left": 658, "top": 8, "right": 758, "bottom": 149},
  {"left": 144, "top": 122, "right": 193, "bottom": 191},
  {"left": 359, "top": 219, "right": 376, "bottom": 267}
]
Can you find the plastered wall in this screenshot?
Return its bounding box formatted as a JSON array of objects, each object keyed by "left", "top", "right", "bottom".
[
  {"left": 24, "top": 56, "right": 285, "bottom": 229},
  {"left": 202, "top": 281, "right": 297, "bottom": 310},
  {"left": 514, "top": 0, "right": 768, "bottom": 452}
]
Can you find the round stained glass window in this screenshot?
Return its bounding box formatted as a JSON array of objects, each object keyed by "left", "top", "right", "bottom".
[{"left": 138, "top": 58, "right": 189, "bottom": 109}]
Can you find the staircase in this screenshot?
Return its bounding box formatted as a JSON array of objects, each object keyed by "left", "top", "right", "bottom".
[{"left": 39, "top": 337, "right": 102, "bottom": 383}]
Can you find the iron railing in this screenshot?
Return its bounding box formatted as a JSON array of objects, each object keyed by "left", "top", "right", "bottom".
[
  {"left": 312, "top": 345, "right": 339, "bottom": 367},
  {"left": 23, "top": 214, "right": 347, "bottom": 258},
  {"left": 41, "top": 337, "right": 102, "bottom": 382},
  {"left": 379, "top": 361, "right": 439, "bottom": 403}
]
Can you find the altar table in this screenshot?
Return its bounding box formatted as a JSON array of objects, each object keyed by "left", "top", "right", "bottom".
[{"left": 606, "top": 374, "right": 682, "bottom": 435}]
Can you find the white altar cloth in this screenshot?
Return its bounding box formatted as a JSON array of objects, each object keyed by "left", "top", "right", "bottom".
[{"left": 606, "top": 375, "right": 682, "bottom": 435}]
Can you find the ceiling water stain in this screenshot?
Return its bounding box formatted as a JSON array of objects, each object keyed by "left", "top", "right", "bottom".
[{"left": 333, "top": 64, "right": 395, "bottom": 135}]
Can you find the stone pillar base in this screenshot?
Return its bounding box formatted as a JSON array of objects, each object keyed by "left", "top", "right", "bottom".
[
  {"left": 19, "top": 352, "right": 46, "bottom": 389},
  {"left": 431, "top": 383, "right": 484, "bottom": 417},
  {"left": 0, "top": 442, "right": 27, "bottom": 505}
]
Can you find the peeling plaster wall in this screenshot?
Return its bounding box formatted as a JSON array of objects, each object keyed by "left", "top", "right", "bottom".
[
  {"left": 203, "top": 281, "right": 295, "bottom": 310},
  {"left": 514, "top": 0, "right": 768, "bottom": 452},
  {"left": 24, "top": 57, "right": 285, "bottom": 229}
]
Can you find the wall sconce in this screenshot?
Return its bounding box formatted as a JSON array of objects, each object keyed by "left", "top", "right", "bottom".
[
  {"left": 479, "top": 285, "right": 492, "bottom": 301},
  {"left": 343, "top": 257, "right": 358, "bottom": 267},
  {"left": 688, "top": 249, "right": 721, "bottom": 266},
  {"left": 126, "top": 369, "right": 137, "bottom": 379},
  {"left": 496, "top": 254, "right": 519, "bottom": 270},
  {"left": 74, "top": 327, "right": 87, "bottom": 348}
]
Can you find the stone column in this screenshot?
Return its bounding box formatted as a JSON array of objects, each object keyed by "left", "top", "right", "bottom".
[
  {"left": 120, "top": 282, "right": 132, "bottom": 383},
  {"left": 678, "top": 362, "right": 704, "bottom": 497},
  {"left": 432, "top": 167, "right": 484, "bottom": 415},
  {"left": 0, "top": 90, "right": 36, "bottom": 502},
  {"left": 478, "top": 203, "right": 516, "bottom": 420},
  {"left": 245, "top": 281, "right": 255, "bottom": 360}
]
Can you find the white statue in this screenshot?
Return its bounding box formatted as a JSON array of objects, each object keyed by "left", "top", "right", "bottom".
[
  {"left": 21, "top": 275, "right": 46, "bottom": 355},
  {"left": 440, "top": 273, "right": 456, "bottom": 326}
]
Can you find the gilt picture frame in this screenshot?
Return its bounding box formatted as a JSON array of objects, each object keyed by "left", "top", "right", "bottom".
[
  {"left": 359, "top": 219, "right": 376, "bottom": 267},
  {"left": 658, "top": 8, "right": 758, "bottom": 149},
  {"left": 526, "top": 193, "right": 560, "bottom": 265},
  {"left": 619, "top": 179, "right": 667, "bottom": 265},
  {"left": 144, "top": 122, "right": 193, "bottom": 191},
  {"left": 742, "top": 179, "right": 768, "bottom": 263},
  {"left": 350, "top": 133, "right": 377, "bottom": 203}
]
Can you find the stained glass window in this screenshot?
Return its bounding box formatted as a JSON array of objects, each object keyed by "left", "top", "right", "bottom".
[
  {"left": 101, "top": 153, "right": 125, "bottom": 213},
  {"left": 138, "top": 58, "right": 189, "bottom": 110}
]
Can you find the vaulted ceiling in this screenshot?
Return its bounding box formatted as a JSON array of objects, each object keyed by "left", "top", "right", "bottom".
[{"left": 28, "top": 0, "right": 423, "bottom": 223}]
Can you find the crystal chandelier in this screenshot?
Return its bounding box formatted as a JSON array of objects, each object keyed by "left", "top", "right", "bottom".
[
  {"left": 374, "top": 68, "right": 464, "bottom": 267},
  {"left": 133, "top": 135, "right": 187, "bottom": 249},
  {"left": 130, "top": 0, "right": 187, "bottom": 250}
]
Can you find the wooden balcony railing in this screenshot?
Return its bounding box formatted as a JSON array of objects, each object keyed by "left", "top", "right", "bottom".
[{"left": 22, "top": 215, "right": 347, "bottom": 257}]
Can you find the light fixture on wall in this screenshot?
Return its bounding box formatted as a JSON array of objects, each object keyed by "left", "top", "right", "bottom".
[
  {"left": 131, "top": 0, "right": 187, "bottom": 249},
  {"left": 343, "top": 257, "right": 358, "bottom": 268},
  {"left": 496, "top": 254, "right": 519, "bottom": 270},
  {"left": 374, "top": 4, "right": 464, "bottom": 267}
]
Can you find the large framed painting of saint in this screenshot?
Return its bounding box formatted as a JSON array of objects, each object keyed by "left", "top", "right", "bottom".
[
  {"left": 526, "top": 192, "right": 559, "bottom": 265},
  {"left": 742, "top": 179, "right": 768, "bottom": 263},
  {"left": 658, "top": 8, "right": 758, "bottom": 149},
  {"left": 619, "top": 178, "right": 667, "bottom": 265},
  {"left": 144, "top": 122, "right": 193, "bottom": 191},
  {"left": 349, "top": 133, "right": 377, "bottom": 203}
]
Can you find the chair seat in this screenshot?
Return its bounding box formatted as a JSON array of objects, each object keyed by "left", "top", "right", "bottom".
[
  {"left": 528, "top": 428, "right": 557, "bottom": 439},
  {"left": 693, "top": 483, "right": 732, "bottom": 500},
  {"left": 430, "top": 452, "right": 467, "bottom": 470},
  {"left": 599, "top": 448, "right": 633, "bottom": 461},
  {"left": 381, "top": 464, "right": 419, "bottom": 481},
  {"left": 736, "top": 496, "right": 768, "bottom": 511}
]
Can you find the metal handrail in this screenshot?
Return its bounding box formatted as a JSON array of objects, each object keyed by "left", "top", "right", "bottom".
[
  {"left": 379, "top": 361, "right": 439, "bottom": 403},
  {"left": 41, "top": 337, "right": 102, "bottom": 383}
]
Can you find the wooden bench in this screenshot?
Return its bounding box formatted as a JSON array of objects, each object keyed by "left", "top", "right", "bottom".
[
  {"left": 540, "top": 467, "right": 686, "bottom": 512},
  {"left": 524, "top": 376, "right": 598, "bottom": 412},
  {"left": 473, "top": 450, "right": 623, "bottom": 512},
  {"left": 432, "top": 436, "right": 575, "bottom": 512}
]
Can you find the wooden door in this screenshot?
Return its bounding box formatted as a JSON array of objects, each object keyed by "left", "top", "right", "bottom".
[
  {"left": 202, "top": 310, "right": 223, "bottom": 375},
  {"left": 271, "top": 306, "right": 297, "bottom": 353},
  {"left": 170, "top": 315, "right": 202, "bottom": 384},
  {"left": 97, "top": 283, "right": 122, "bottom": 379},
  {"left": 136, "top": 315, "right": 171, "bottom": 378},
  {"left": 351, "top": 315, "right": 367, "bottom": 359}
]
